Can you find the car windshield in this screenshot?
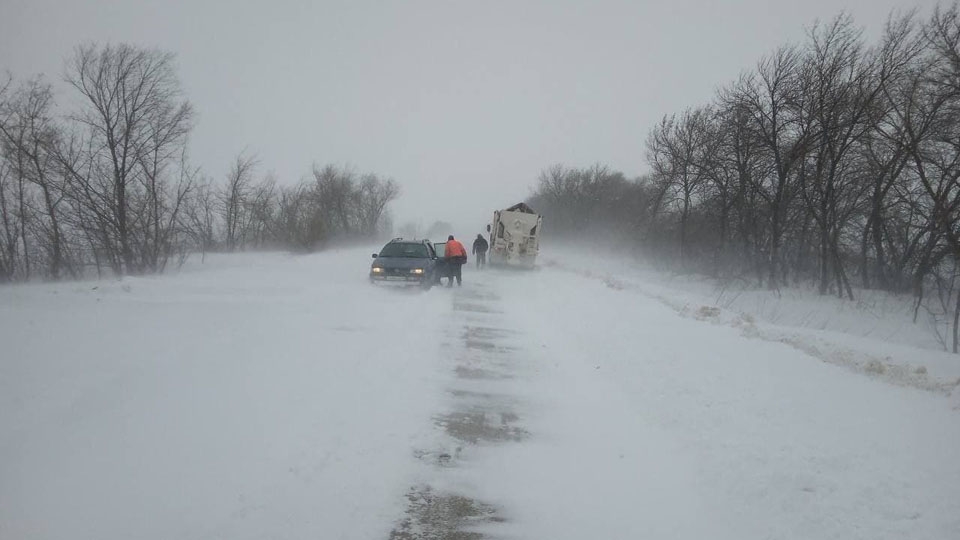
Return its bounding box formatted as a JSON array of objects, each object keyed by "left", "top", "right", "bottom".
[{"left": 378, "top": 243, "right": 428, "bottom": 258}]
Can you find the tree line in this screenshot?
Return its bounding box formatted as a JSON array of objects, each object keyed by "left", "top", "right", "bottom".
[
  {"left": 530, "top": 4, "right": 960, "bottom": 351},
  {"left": 0, "top": 43, "right": 399, "bottom": 282}
]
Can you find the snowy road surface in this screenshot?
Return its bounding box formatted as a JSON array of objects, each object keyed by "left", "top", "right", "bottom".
[{"left": 1, "top": 247, "right": 958, "bottom": 539}]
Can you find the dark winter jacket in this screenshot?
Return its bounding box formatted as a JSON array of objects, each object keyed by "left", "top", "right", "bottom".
[{"left": 472, "top": 237, "right": 489, "bottom": 254}]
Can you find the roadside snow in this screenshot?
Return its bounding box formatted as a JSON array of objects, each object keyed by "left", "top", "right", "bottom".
[
  {"left": 0, "top": 249, "right": 447, "bottom": 540},
  {"left": 541, "top": 244, "right": 960, "bottom": 397}
]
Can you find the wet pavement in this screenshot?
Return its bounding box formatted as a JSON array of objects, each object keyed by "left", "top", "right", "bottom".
[
  {"left": 389, "top": 486, "right": 504, "bottom": 540},
  {"left": 389, "top": 278, "right": 527, "bottom": 539}
]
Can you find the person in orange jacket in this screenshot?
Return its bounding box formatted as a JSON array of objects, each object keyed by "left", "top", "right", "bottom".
[{"left": 444, "top": 235, "right": 467, "bottom": 287}]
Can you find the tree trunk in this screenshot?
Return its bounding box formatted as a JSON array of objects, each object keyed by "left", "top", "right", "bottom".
[
  {"left": 819, "top": 224, "right": 830, "bottom": 295},
  {"left": 17, "top": 172, "right": 29, "bottom": 279},
  {"left": 680, "top": 189, "right": 690, "bottom": 269},
  {"left": 117, "top": 179, "right": 133, "bottom": 274},
  {"left": 859, "top": 216, "right": 871, "bottom": 290},
  {"left": 953, "top": 285, "right": 960, "bottom": 354},
  {"left": 39, "top": 183, "right": 63, "bottom": 279}
]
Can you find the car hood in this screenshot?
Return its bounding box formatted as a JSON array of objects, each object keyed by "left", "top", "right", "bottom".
[{"left": 372, "top": 257, "right": 432, "bottom": 270}]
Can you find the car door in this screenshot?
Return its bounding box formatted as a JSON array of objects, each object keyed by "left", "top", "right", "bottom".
[{"left": 433, "top": 242, "right": 450, "bottom": 277}]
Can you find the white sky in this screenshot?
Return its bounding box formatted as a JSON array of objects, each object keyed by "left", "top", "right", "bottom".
[{"left": 0, "top": 0, "right": 942, "bottom": 233}]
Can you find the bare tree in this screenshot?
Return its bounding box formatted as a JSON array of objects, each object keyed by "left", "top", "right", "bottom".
[
  {"left": 858, "top": 12, "right": 925, "bottom": 290},
  {"left": 0, "top": 158, "right": 15, "bottom": 281},
  {"left": 242, "top": 175, "right": 276, "bottom": 249},
  {"left": 220, "top": 152, "right": 258, "bottom": 251},
  {"left": 312, "top": 164, "right": 357, "bottom": 237},
  {"left": 356, "top": 173, "right": 400, "bottom": 237},
  {"left": 735, "top": 46, "right": 816, "bottom": 288},
  {"left": 180, "top": 175, "right": 219, "bottom": 257},
  {"left": 525, "top": 4, "right": 960, "bottom": 351},
  {"left": 795, "top": 15, "right": 883, "bottom": 298},
  {"left": 65, "top": 43, "right": 194, "bottom": 274},
  {"left": 0, "top": 41, "right": 409, "bottom": 280},
  {"left": 0, "top": 77, "right": 77, "bottom": 279},
  {"left": 647, "top": 108, "right": 719, "bottom": 268}
]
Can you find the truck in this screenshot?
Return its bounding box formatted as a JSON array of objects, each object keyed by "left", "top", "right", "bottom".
[{"left": 487, "top": 202, "right": 542, "bottom": 269}]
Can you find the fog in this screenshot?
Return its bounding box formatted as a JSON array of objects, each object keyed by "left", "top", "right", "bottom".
[
  {"left": 0, "top": 0, "right": 938, "bottom": 234},
  {"left": 5, "top": 3, "right": 960, "bottom": 537}
]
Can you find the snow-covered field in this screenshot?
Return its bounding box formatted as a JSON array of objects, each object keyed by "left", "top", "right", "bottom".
[{"left": 1, "top": 246, "right": 958, "bottom": 539}]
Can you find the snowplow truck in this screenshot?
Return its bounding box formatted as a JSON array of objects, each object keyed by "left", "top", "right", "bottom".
[{"left": 487, "top": 202, "right": 542, "bottom": 269}]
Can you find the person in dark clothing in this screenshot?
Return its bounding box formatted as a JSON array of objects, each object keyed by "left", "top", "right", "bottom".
[
  {"left": 444, "top": 235, "right": 467, "bottom": 287},
  {"left": 472, "top": 234, "right": 489, "bottom": 269}
]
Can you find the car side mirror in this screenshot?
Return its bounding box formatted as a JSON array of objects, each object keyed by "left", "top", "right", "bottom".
[{"left": 371, "top": 253, "right": 378, "bottom": 258}]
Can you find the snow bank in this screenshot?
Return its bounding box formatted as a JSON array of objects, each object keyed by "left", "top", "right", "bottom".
[{"left": 541, "top": 244, "right": 960, "bottom": 398}]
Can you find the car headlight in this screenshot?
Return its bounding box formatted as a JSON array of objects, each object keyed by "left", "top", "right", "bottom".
[
  {"left": 372, "top": 267, "right": 383, "bottom": 273},
  {"left": 411, "top": 268, "right": 424, "bottom": 274}
]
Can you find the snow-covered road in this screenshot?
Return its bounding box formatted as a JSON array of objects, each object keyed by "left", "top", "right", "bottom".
[{"left": 1, "top": 247, "right": 958, "bottom": 539}]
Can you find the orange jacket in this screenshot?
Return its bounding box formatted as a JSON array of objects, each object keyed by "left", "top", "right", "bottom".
[{"left": 445, "top": 239, "right": 467, "bottom": 259}]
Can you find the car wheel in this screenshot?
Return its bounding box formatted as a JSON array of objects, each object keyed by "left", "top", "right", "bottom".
[{"left": 420, "top": 277, "right": 432, "bottom": 291}]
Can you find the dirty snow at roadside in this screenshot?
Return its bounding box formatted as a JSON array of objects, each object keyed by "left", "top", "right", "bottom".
[{"left": 2, "top": 247, "right": 959, "bottom": 540}]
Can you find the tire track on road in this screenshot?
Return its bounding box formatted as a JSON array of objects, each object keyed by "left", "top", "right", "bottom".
[{"left": 390, "top": 276, "right": 531, "bottom": 539}]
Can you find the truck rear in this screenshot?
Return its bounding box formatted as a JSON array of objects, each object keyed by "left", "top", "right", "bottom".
[{"left": 487, "top": 202, "right": 542, "bottom": 269}]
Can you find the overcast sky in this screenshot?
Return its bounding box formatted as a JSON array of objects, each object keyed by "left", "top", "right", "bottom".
[{"left": 0, "top": 0, "right": 943, "bottom": 234}]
